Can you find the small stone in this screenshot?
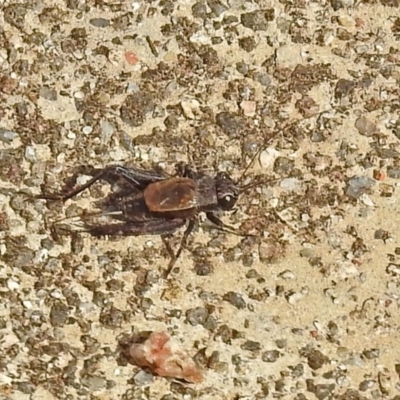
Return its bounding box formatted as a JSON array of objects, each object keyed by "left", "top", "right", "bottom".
[
  {"left": 286, "top": 291, "right": 304, "bottom": 305},
  {"left": 330, "top": 0, "right": 355, "bottom": 10},
  {"left": 259, "top": 147, "right": 280, "bottom": 169},
  {"left": 133, "top": 370, "right": 154, "bottom": 386},
  {"left": 253, "top": 72, "right": 271, "bottom": 87},
  {"left": 24, "top": 146, "right": 37, "bottom": 162},
  {"left": 39, "top": 87, "right": 57, "bottom": 101},
  {"left": 278, "top": 270, "right": 295, "bottom": 280},
  {"left": 89, "top": 18, "right": 110, "bottom": 28},
  {"left": 216, "top": 112, "right": 245, "bottom": 137},
  {"left": 346, "top": 176, "right": 375, "bottom": 199},
  {"left": 22, "top": 300, "right": 33, "bottom": 309},
  {"left": 127, "top": 332, "right": 203, "bottom": 383},
  {"left": 359, "top": 379, "right": 375, "bottom": 391},
  {"left": 337, "top": 346, "right": 350, "bottom": 358},
  {"left": 262, "top": 350, "right": 280, "bottom": 362},
  {"left": 307, "top": 349, "right": 328, "bottom": 370},
  {"left": 241, "top": 10, "right": 272, "bottom": 31},
  {"left": 355, "top": 116, "right": 377, "bottom": 137},
  {"left": 181, "top": 99, "right": 200, "bottom": 119},
  {"left": 0, "top": 129, "right": 19, "bottom": 143},
  {"left": 387, "top": 166, "right": 400, "bottom": 179},
  {"left": 50, "top": 302, "right": 69, "bottom": 326},
  {"left": 208, "top": 0, "right": 227, "bottom": 17},
  {"left": 241, "top": 340, "right": 261, "bottom": 351},
  {"left": 314, "top": 383, "right": 336, "bottom": 400},
  {"left": 274, "top": 157, "right": 294, "bottom": 175},
  {"left": 338, "top": 15, "right": 355, "bottom": 27},
  {"left": 335, "top": 79, "right": 356, "bottom": 99},
  {"left": 7, "top": 279, "right": 20, "bottom": 290},
  {"left": 359, "top": 193, "right": 375, "bottom": 207},
  {"left": 363, "top": 348, "right": 380, "bottom": 359},
  {"left": 259, "top": 241, "right": 285, "bottom": 264},
  {"left": 81, "top": 375, "right": 107, "bottom": 391},
  {"left": 73, "top": 90, "right": 85, "bottom": 99},
  {"left": 163, "top": 51, "right": 177, "bottom": 63},
  {"left": 100, "top": 120, "right": 115, "bottom": 143},
  {"left": 223, "top": 291, "right": 246, "bottom": 309},
  {"left": 192, "top": 1, "right": 207, "bottom": 18},
  {"left": 185, "top": 307, "right": 209, "bottom": 326},
  {"left": 82, "top": 126, "right": 93, "bottom": 135},
  {"left": 236, "top": 62, "right": 249, "bottom": 75},
  {"left": 240, "top": 100, "right": 256, "bottom": 117},
  {"left": 280, "top": 178, "right": 302, "bottom": 191}
]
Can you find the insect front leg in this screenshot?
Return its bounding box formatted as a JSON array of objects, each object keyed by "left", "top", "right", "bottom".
[{"left": 206, "top": 212, "right": 254, "bottom": 237}]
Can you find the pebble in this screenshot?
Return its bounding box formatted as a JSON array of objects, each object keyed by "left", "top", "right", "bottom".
[
  {"left": 133, "top": 370, "right": 154, "bottom": 386},
  {"left": 67, "top": 131, "right": 76, "bottom": 140},
  {"left": 278, "top": 270, "right": 295, "bottom": 280},
  {"left": 387, "top": 166, "right": 400, "bottom": 179},
  {"left": 346, "top": 176, "right": 375, "bottom": 199},
  {"left": 181, "top": 99, "right": 200, "bottom": 119},
  {"left": 259, "top": 147, "right": 280, "bottom": 169},
  {"left": 240, "top": 100, "right": 256, "bottom": 117},
  {"left": 81, "top": 375, "right": 107, "bottom": 391},
  {"left": 22, "top": 300, "right": 33, "bottom": 309},
  {"left": 100, "top": 120, "right": 115, "bottom": 143},
  {"left": 286, "top": 291, "right": 303, "bottom": 305},
  {"left": 338, "top": 15, "right": 355, "bottom": 28},
  {"left": 82, "top": 126, "right": 93, "bottom": 135},
  {"left": 359, "top": 193, "right": 375, "bottom": 207},
  {"left": 73, "top": 90, "right": 85, "bottom": 99},
  {"left": 241, "top": 11, "right": 270, "bottom": 31},
  {"left": 253, "top": 72, "right": 271, "bottom": 87},
  {"left": 223, "top": 291, "right": 246, "bottom": 309},
  {"left": 89, "top": 18, "right": 110, "bottom": 28},
  {"left": 0, "top": 129, "right": 19, "bottom": 143},
  {"left": 185, "top": 307, "right": 209, "bottom": 326},
  {"left": 262, "top": 350, "right": 280, "bottom": 363},
  {"left": 76, "top": 174, "right": 94, "bottom": 186},
  {"left": 25, "top": 146, "right": 37, "bottom": 162},
  {"left": 39, "top": 87, "right": 57, "bottom": 101},
  {"left": 355, "top": 116, "right": 377, "bottom": 136},
  {"left": 189, "top": 31, "right": 211, "bottom": 44},
  {"left": 280, "top": 177, "right": 302, "bottom": 191},
  {"left": 7, "top": 279, "right": 20, "bottom": 290}
]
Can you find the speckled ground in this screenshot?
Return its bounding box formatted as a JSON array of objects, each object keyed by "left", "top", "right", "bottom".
[{"left": 1, "top": 0, "right": 400, "bottom": 399}]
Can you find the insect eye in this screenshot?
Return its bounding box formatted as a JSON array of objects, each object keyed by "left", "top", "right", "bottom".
[{"left": 219, "top": 194, "right": 237, "bottom": 210}]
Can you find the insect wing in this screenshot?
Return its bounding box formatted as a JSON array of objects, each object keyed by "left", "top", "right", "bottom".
[{"left": 144, "top": 178, "right": 197, "bottom": 212}]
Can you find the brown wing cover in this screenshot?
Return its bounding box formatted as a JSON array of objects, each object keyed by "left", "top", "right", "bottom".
[{"left": 144, "top": 178, "right": 197, "bottom": 212}]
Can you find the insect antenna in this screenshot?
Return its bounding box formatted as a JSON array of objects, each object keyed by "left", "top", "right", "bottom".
[{"left": 236, "top": 109, "right": 335, "bottom": 190}]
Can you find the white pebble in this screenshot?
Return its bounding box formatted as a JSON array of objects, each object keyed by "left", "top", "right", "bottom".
[
  {"left": 82, "top": 126, "right": 93, "bottom": 135},
  {"left": 7, "top": 279, "right": 20, "bottom": 290},
  {"left": 240, "top": 100, "right": 256, "bottom": 117},
  {"left": 22, "top": 300, "right": 33, "bottom": 309},
  {"left": 259, "top": 147, "right": 280, "bottom": 169},
  {"left": 67, "top": 131, "right": 76, "bottom": 139},
  {"left": 359, "top": 193, "right": 375, "bottom": 207},
  {"left": 181, "top": 99, "right": 200, "bottom": 119},
  {"left": 76, "top": 174, "right": 94, "bottom": 186},
  {"left": 25, "top": 146, "right": 37, "bottom": 162},
  {"left": 287, "top": 291, "right": 303, "bottom": 305},
  {"left": 73, "top": 91, "right": 85, "bottom": 99}
]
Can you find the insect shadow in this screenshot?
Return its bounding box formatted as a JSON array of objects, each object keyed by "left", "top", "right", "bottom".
[{"left": 37, "top": 112, "right": 328, "bottom": 277}]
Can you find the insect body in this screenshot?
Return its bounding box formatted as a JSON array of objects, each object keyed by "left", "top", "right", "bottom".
[{"left": 38, "top": 164, "right": 239, "bottom": 276}]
